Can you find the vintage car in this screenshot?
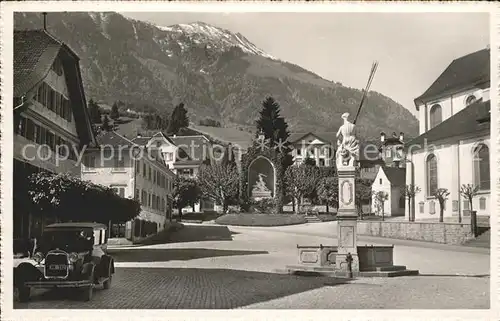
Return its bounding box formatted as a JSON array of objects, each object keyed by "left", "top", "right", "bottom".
[{"left": 14, "top": 222, "right": 115, "bottom": 302}]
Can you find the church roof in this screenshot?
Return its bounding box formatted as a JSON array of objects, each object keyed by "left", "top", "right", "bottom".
[{"left": 414, "top": 48, "right": 490, "bottom": 107}]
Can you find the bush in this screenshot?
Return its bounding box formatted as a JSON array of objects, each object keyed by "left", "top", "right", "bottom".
[
  {"left": 215, "top": 214, "right": 306, "bottom": 227},
  {"left": 317, "top": 214, "right": 337, "bottom": 222},
  {"left": 251, "top": 199, "right": 275, "bottom": 213}
]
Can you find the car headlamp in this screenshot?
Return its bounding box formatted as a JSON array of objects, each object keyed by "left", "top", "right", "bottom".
[
  {"left": 68, "top": 252, "right": 79, "bottom": 263},
  {"left": 33, "top": 252, "right": 44, "bottom": 264}
]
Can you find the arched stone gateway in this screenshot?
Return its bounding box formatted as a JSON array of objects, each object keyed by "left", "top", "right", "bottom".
[
  {"left": 248, "top": 156, "right": 276, "bottom": 200},
  {"left": 239, "top": 139, "right": 287, "bottom": 213}
]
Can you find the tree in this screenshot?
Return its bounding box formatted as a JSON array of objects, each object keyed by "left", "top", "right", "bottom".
[
  {"left": 303, "top": 155, "right": 316, "bottom": 167},
  {"left": 197, "top": 162, "right": 239, "bottom": 214},
  {"left": 317, "top": 177, "right": 338, "bottom": 213},
  {"left": 284, "top": 163, "right": 321, "bottom": 213},
  {"left": 356, "top": 178, "right": 373, "bottom": 218},
  {"left": 433, "top": 188, "right": 450, "bottom": 223},
  {"left": 110, "top": 102, "right": 120, "bottom": 120},
  {"left": 168, "top": 102, "right": 189, "bottom": 135},
  {"left": 101, "top": 115, "right": 112, "bottom": 131},
  {"left": 255, "top": 96, "right": 293, "bottom": 168},
  {"left": 26, "top": 171, "right": 140, "bottom": 224},
  {"left": 172, "top": 176, "right": 202, "bottom": 221},
  {"left": 221, "top": 144, "right": 237, "bottom": 167},
  {"left": 460, "top": 184, "right": 479, "bottom": 235},
  {"left": 401, "top": 184, "right": 421, "bottom": 222},
  {"left": 256, "top": 97, "right": 290, "bottom": 146},
  {"left": 373, "top": 190, "right": 389, "bottom": 221}
]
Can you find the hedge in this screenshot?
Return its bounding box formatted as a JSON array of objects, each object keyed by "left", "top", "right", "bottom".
[{"left": 215, "top": 214, "right": 306, "bottom": 227}]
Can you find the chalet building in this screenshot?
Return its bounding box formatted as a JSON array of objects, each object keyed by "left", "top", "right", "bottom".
[
  {"left": 13, "top": 29, "right": 97, "bottom": 239},
  {"left": 131, "top": 133, "right": 216, "bottom": 212},
  {"left": 405, "top": 48, "right": 490, "bottom": 222},
  {"left": 81, "top": 131, "right": 175, "bottom": 241},
  {"left": 288, "top": 132, "right": 336, "bottom": 167}
]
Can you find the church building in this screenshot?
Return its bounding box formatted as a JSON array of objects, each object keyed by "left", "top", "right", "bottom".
[{"left": 405, "top": 48, "right": 490, "bottom": 222}]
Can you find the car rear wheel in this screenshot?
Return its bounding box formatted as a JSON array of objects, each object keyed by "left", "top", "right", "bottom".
[{"left": 18, "top": 286, "right": 30, "bottom": 302}]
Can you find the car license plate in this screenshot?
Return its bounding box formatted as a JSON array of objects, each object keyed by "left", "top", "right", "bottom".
[{"left": 49, "top": 264, "right": 67, "bottom": 270}]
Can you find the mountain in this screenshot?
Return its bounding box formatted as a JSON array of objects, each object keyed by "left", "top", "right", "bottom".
[{"left": 14, "top": 12, "right": 418, "bottom": 139}]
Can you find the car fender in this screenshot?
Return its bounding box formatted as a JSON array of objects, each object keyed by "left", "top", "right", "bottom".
[
  {"left": 100, "top": 255, "right": 114, "bottom": 277},
  {"left": 81, "top": 262, "right": 95, "bottom": 279},
  {"left": 14, "top": 262, "right": 41, "bottom": 286}
]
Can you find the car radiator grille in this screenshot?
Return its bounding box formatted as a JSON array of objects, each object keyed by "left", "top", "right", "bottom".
[{"left": 44, "top": 253, "right": 69, "bottom": 278}]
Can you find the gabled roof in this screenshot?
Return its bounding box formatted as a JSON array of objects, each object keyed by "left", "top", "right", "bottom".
[
  {"left": 288, "top": 132, "right": 337, "bottom": 144},
  {"left": 170, "top": 135, "right": 212, "bottom": 165},
  {"left": 96, "top": 131, "right": 136, "bottom": 148},
  {"left": 130, "top": 136, "right": 151, "bottom": 146},
  {"left": 148, "top": 132, "right": 176, "bottom": 145},
  {"left": 414, "top": 48, "right": 490, "bottom": 106},
  {"left": 14, "top": 29, "right": 96, "bottom": 146},
  {"left": 406, "top": 99, "right": 490, "bottom": 149},
  {"left": 381, "top": 167, "right": 406, "bottom": 186}
]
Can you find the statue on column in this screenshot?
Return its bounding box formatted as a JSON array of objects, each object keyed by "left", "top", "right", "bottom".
[{"left": 336, "top": 112, "right": 359, "bottom": 168}]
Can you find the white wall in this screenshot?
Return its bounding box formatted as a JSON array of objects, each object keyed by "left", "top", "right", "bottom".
[
  {"left": 409, "top": 135, "right": 490, "bottom": 220},
  {"left": 416, "top": 87, "right": 486, "bottom": 135},
  {"left": 371, "top": 169, "right": 391, "bottom": 216}
]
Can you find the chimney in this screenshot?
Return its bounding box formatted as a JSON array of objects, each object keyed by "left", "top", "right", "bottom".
[
  {"left": 399, "top": 132, "right": 404, "bottom": 142},
  {"left": 42, "top": 12, "right": 47, "bottom": 30},
  {"left": 392, "top": 132, "right": 397, "bottom": 138},
  {"left": 380, "top": 132, "right": 386, "bottom": 142}
]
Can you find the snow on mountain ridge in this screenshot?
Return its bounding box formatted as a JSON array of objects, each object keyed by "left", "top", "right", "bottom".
[{"left": 158, "top": 21, "right": 276, "bottom": 60}]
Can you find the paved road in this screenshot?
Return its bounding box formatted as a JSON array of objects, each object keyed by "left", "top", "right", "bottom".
[{"left": 14, "top": 222, "right": 490, "bottom": 309}]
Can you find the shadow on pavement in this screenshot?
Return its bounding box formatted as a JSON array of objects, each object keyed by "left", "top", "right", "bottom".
[
  {"left": 108, "top": 248, "right": 268, "bottom": 262},
  {"left": 15, "top": 268, "right": 349, "bottom": 309},
  {"left": 167, "top": 224, "right": 236, "bottom": 243}
]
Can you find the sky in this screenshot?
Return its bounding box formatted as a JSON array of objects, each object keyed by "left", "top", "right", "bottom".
[{"left": 122, "top": 12, "right": 490, "bottom": 116}]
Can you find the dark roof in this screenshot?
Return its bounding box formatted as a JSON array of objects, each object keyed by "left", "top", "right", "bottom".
[
  {"left": 45, "top": 222, "right": 107, "bottom": 229},
  {"left": 170, "top": 135, "right": 211, "bottom": 165},
  {"left": 288, "top": 132, "right": 337, "bottom": 144},
  {"left": 131, "top": 136, "right": 152, "bottom": 146},
  {"left": 414, "top": 48, "right": 490, "bottom": 105},
  {"left": 381, "top": 167, "right": 406, "bottom": 186},
  {"left": 14, "top": 29, "right": 96, "bottom": 146},
  {"left": 14, "top": 30, "right": 62, "bottom": 97},
  {"left": 406, "top": 99, "right": 490, "bottom": 149},
  {"left": 382, "top": 137, "right": 404, "bottom": 145},
  {"left": 96, "top": 131, "right": 136, "bottom": 148}
]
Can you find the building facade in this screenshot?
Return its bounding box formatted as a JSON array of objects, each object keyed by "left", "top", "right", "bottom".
[
  {"left": 13, "top": 29, "right": 96, "bottom": 239},
  {"left": 288, "top": 132, "right": 336, "bottom": 167},
  {"left": 371, "top": 167, "right": 406, "bottom": 217},
  {"left": 405, "top": 48, "right": 490, "bottom": 221},
  {"left": 81, "top": 131, "right": 175, "bottom": 241},
  {"left": 132, "top": 133, "right": 216, "bottom": 212}
]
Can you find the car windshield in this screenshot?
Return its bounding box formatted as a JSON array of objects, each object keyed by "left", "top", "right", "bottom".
[{"left": 39, "top": 228, "right": 93, "bottom": 253}]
